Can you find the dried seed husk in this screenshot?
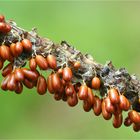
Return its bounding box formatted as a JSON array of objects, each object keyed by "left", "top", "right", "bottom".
[
  {"left": 83, "top": 100, "right": 92, "bottom": 112},
  {"left": 78, "top": 85, "right": 88, "bottom": 100},
  {"left": 47, "top": 74, "right": 54, "bottom": 94},
  {"left": 15, "top": 42, "right": 23, "bottom": 56},
  {"left": 2, "top": 62, "right": 13, "bottom": 77},
  {"left": 54, "top": 92, "right": 63, "bottom": 101},
  {"left": 108, "top": 88, "right": 120, "bottom": 104},
  {"left": 67, "top": 92, "right": 78, "bottom": 107},
  {"left": 113, "top": 114, "right": 123, "bottom": 128},
  {"left": 63, "top": 67, "right": 72, "bottom": 82},
  {"left": 4, "top": 23, "right": 11, "bottom": 33},
  {"left": 0, "top": 58, "right": 4, "bottom": 70},
  {"left": 14, "top": 68, "right": 24, "bottom": 81},
  {"left": 37, "top": 75, "right": 47, "bottom": 95},
  {"left": 104, "top": 97, "right": 115, "bottom": 114},
  {"left": 119, "top": 94, "right": 130, "bottom": 111},
  {"left": 113, "top": 104, "right": 122, "bottom": 116},
  {"left": 62, "top": 92, "right": 67, "bottom": 102},
  {"left": 128, "top": 110, "right": 140, "bottom": 124},
  {"left": 102, "top": 99, "right": 112, "bottom": 120},
  {"left": 65, "top": 83, "right": 75, "bottom": 96},
  {"left": 15, "top": 82, "right": 23, "bottom": 94},
  {"left": 0, "top": 22, "right": 6, "bottom": 32},
  {"left": 29, "top": 58, "right": 37, "bottom": 71},
  {"left": 93, "top": 96, "right": 102, "bottom": 116},
  {"left": 7, "top": 73, "right": 16, "bottom": 91},
  {"left": 10, "top": 43, "right": 17, "bottom": 57},
  {"left": 35, "top": 55, "right": 48, "bottom": 70},
  {"left": 23, "top": 78, "right": 35, "bottom": 89},
  {"left": 1, "top": 74, "right": 11, "bottom": 90},
  {"left": 0, "top": 15, "right": 5, "bottom": 22},
  {"left": 21, "top": 39, "right": 32, "bottom": 52},
  {"left": 52, "top": 73, "right": 61, "bottom": 92},
  {"left": 87, "top": 88, "right": 95, "bottom": 106},
  {"left": 74, "top": 82, "right": 81, "bottom": 93},
  {"left": 133, "top": 123, "right": 140, "bottom": 132},
  {"left": 47, "top": 54, "right": 57, "bottom": 69},
  {"left": 0, "top": 45, "right": 10, "bottom": 60},
  {"left": 73, "top": 61, "right": 81, "bottom": 69},
  {"left": 124, "top": 116, "right": 132, "bottom": 127},
  {"left": 91, "top": 77, "right": 101, "bottom": 90},
  {"left": 22, "top": 68, "right": 38, "bottom": 81},
  {"left": 57, "top": 68, "right": 63, "bottom": 76}
]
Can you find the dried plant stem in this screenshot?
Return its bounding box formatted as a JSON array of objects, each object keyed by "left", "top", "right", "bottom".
[
  {"left": 3, "top": 20, "right": 139, "bottom": 107},
  {"left": 1, "top": 15, "right": 140, "bottom": 131}
]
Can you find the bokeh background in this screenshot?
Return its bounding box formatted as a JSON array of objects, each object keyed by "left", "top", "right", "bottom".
[{"left": 0, "top": 0, "right": 140, "bottom": 139}]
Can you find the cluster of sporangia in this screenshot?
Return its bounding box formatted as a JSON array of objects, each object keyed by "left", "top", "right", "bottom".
[{"left": 0, "top": 15, "right": 140, "bottom": 132}]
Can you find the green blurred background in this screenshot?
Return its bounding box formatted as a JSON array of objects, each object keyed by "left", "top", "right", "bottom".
[{"left": 0, "top": 0, "right": 140, "bottom": 139}]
